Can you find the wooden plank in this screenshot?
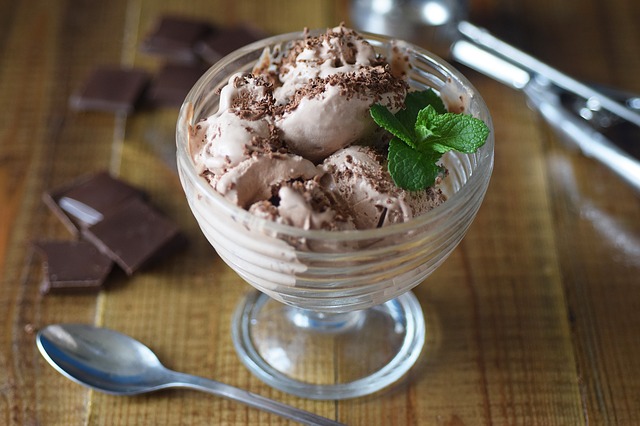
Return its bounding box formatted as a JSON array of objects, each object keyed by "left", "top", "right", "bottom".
[
  {"left": 522, "top": 0, "right": 640, "bottom": 423},
  {"left": 0, "top": 1, "right": 131, "bottom": 425}
]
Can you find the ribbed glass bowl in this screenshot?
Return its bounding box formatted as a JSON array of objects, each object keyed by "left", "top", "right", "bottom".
[{"left": 176, "top": 30, "right": 493, "bottom": 400}]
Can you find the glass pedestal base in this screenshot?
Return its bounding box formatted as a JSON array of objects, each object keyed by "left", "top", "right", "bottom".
[{"left": 232, "top": 291, "right": 425, "bottom": 400}]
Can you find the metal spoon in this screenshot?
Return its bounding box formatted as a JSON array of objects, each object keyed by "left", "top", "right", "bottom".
[{"left": 36, "top": 323, "right": 344, "bottom": 426}]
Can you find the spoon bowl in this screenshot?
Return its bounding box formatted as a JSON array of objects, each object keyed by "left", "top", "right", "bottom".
[
  {"left": 37, "top": 323, "right": 172, "bottom": 395},
  {"left": 36, "top": 323, "right": 344, "bottom": 426}
]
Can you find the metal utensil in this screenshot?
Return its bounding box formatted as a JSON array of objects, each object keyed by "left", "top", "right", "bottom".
[
  {"left": 351, "top": 0, "right": 640, "bottom": 191},
  {"left": 36, "top": 324, "right": 344, "bottom": 426},
  {"left": 560, "top": 83, "right": 640, "bottom": 130},
  {"left": 351, "top": 0, "right": 640, "bottom": 125},
  {"left": 452, "top": 21, "right": 640, "bottom": 127},
  {"left": 525, "top": 76, "right": 640, "bottom": 190}
]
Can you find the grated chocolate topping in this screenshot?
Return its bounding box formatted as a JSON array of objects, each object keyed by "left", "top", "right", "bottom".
[
  {"left": 241, "top": 122, "right": 283, "bottom": 157},
  {"left": 276, "top": 65, "right": 407, "bottom": 115},
  {"left": 278, "top": 25, "right": 386, "bottom": 77},
  {"left": 228, "top": 74, "right": 275, "bottom": 120}
]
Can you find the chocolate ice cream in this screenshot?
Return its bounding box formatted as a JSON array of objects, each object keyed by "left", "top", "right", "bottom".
[{"left": 190, "top": 25, "right": 446, "bottom": 230}]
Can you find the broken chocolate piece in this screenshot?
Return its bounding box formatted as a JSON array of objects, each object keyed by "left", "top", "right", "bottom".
[
  {"left": 43, "top": 171, "right": 146, "bottom": 235},
  {"left": 82, "top": 197, "right": 185, "bottom": 275},
  {"left": 147, "top": 63, "right": 206, "bottom": 107},
  {"left": 140, "top": 15, "right": 214, "bottom": 62},
  {"left": 70, "top": 67, "right": 150, "bottom": 113},
  {"left": 33, "top": 240, "right": 113, "bottom": 294},
  {"left": 196, "top": 25, "right": 267, "bottom": 64}
]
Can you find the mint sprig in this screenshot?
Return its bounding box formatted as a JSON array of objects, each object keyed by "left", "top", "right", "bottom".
[{"left": 370, "top": 89, "right": 489, "bottom": 191}]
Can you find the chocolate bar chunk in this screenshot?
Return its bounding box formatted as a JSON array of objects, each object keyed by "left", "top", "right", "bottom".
[
  {"left": 33, "top": 240, "right": 113, "bottom": 294},
  {"left": 196, "top": 25, "right": 267, "bottom": 64},
  {"left": 43, "top": 171, "right": 146, "bottom": 235},
  {"left": 140, "top": 15, "right": 214, "bottom": 62},
  {"left": 147, "top": 63, "right": 206, "bottom": 107},
  {"left": 70, "top": 67, "right": 150, "bottom": 113},
  {"left": 82, "top": 197, "right": 185, "bottom": 275}
]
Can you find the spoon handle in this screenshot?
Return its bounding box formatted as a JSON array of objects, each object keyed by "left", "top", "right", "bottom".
[{"left": 168, "top": 371, "right": 344, "bottom": 426}]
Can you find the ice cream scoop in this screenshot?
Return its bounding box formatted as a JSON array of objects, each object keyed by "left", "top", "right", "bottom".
[
  {"left": 350, "top": 0, "right": 640, "bottom": 125},
  {"left": 277, "top": 70, "right": 405, "bottom": 163},
  {"left": 351, "top": 0, "right": 640, "bottom": 191},
  {"left": 322, "top": 146, "right": 445, "bottom": 229},
  {"left": 271, "top": 26, "right": 408, "bottom": 162}
]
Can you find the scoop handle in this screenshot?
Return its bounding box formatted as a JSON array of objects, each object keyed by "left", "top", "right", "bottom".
[
  {"left": 454, "top": 21, "right": 640, "bottom": 127},
  {"left": 524, "top": 80, "right": 640, "bottom": 192},
  {"left": 168, "top": 371, "right": 344, "bottom": 426}
]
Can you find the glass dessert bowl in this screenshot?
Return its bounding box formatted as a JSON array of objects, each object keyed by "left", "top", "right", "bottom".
[{"left": 176, "top": 30, "right": 494, "bottom": 400}]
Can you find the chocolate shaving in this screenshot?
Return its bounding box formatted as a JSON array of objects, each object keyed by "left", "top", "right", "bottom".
[
  {"left": 228, "top": 75, "right": 275, "bottom": 120},
  {"left": 276, "top": 65, "right": 407, "bottom": 116}
]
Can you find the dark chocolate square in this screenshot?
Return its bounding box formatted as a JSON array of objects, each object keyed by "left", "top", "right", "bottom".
[
  {"left": 196, "top": 25, "right": 267, "bottom": 64},
  {"left": 140, "top": 15, "right": 214, "bottom": 62},
  {"left": 43, "top": 171, "right": 146, "bottom": 235},
  {"left": 82, "top": 197, "right": 185, "bottom": 275},
  {"left": 70, "top": 67, "right": 150, "bottom": 113},
  {"left": 147, "top": 63, "right": 207, "bottom": 107},
  {"left": 33, "top": 240, "right": 113, "bottom": 294}
]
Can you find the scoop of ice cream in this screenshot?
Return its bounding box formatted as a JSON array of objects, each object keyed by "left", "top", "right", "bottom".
[
  {"left": 191, "top": 72, "right": 278, "bottom": 175},
  {"left": 193, "top": 72, "right": 319, "bottom": 208},
  {"left": 273, "top": 25, "right": 381, "bottom": 104},
  {"left": 192, "top": 111, "right": 275, "bottom": 175},
  {"left": 249, "top": 180, "right": 355, "bottom": 231},
  {"left": 276, "top": 66, "right": 407, "bottom": 163},
  {"left": 321, "top": 146, "right": 446, "bottom": 229},
  {"left": 218, "top": 72, "right": 274, "bottom": 118},
  {"left": 208, "top": 154, "right": 318, "bottom": 208},
  {"left": 263, "top": 26, "right": 407, "bottom": 163}
]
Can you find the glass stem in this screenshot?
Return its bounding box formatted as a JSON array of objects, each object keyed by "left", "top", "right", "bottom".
[{"left": 285, "top": 307, "right": 365, "bottom": 333}]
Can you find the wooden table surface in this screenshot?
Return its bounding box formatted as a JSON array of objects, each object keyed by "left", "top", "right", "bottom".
[{"left": 2, "top": 0, "right": 639, "bottom": 424}]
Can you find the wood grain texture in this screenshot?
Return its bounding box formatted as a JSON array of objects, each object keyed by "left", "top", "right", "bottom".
[{"left": 1, "top": 0, "right": 639, "bottom": 424}]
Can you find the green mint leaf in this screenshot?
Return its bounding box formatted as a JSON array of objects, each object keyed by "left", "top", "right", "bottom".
[
  {"left": 369, "top": 89, "right": 489, "bottom": 192},
  {"left": 388, "top": 138, "right": 444, "bottom": 191},
  {"left": 414, "top": 105, "right": 440, "bottom": 142},
  {"left": 395, "top": 89, "right": 446, "bottom": 131},
  {"left": 421, "top": 112, "right": 490, "bottom": 154},
  {"left": 369, "top": 104, "right": 416, "bottom": 148}
]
